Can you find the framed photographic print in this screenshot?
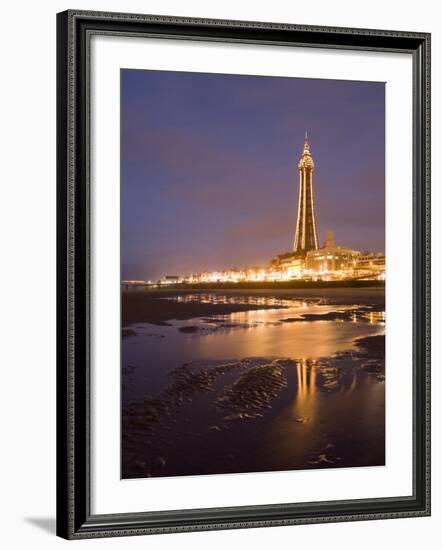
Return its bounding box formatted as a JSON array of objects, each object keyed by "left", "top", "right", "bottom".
[{"left": 56, "top": 10, "right": 431, "bottom": 539}]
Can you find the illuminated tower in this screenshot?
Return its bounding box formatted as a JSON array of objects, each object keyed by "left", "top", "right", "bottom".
[{"left": 293, "top": 134, "right": 319, "bottom": 255}]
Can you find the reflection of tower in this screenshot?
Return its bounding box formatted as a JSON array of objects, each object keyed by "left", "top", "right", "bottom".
[
  {"left": 293, "top": 134, "right": 319, "bottom": 255},
  {"left": 294, "top": 360, "right": 317, "bottom": 422},
  {"left": 296, "top": 359, "right": 317, "bottom": 398}
]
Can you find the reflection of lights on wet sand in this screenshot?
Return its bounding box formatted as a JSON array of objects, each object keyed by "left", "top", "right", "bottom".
[
  {"left": 181, "top": 296, "right": 385, "bottom": 360},
  {"left": 296, "top": 359, "right": 317, "bottom": 398},
  {"left": 294, "top": 359, "right": 317, "bottom": 422},
  {"left": 294, "top": 357, "right": 359, "bottom": 415},
  {"left": 347, "top": 369, "right": 358, "bottom": 393}
]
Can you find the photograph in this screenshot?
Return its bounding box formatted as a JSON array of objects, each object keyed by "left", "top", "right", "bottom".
[{"left": 120, "top": 69, "right": 386, "bottom": 479}]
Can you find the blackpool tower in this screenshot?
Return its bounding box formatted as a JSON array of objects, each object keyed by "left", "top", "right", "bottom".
[{"left": 293, "top": 134, "right": 319, "bottom": 255}]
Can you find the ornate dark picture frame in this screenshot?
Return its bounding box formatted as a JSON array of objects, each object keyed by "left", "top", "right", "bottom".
[{"left": 56, "top": 10, "right": 431, "bottom": 540}]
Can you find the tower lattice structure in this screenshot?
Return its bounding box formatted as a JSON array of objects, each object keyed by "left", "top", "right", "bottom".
[{"left": 293, "top": 135, "right": 319, "bottom": 255}]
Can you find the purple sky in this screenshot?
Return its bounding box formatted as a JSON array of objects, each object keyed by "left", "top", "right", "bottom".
[{"left": 121, "top": 69, "right": 385, "bottom": 281}]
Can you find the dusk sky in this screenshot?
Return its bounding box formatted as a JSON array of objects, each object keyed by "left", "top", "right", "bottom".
[{"left": 121, "top": 69, "right": 385, "bottom": 281}]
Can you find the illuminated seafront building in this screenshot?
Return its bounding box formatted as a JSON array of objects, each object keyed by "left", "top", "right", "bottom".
[
  {"left": 305, "top": 231, "right": 360, "bottom": 276},
  {"left": 135, "top": 136, "right": 385, "bottom": 287}
]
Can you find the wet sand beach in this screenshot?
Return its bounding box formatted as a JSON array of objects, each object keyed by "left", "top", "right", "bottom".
[
  {"left": 122, "top": 286, "right": 385, "bottom": 325},
  {"left": 121, "top": 287, "right": 385, "bottom": 479}
]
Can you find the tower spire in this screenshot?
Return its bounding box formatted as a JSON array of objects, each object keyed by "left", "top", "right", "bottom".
[{"left": 303, "top": 131, "right": 310, "bottom": 154}]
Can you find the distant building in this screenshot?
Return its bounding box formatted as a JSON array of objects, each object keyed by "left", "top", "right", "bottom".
[
  {"left": 161, "top": 275, "right": 181, "bottom": 285},
  {"left": 305, "top": 231, "right": 360, "bottom": 276},
  {"left": 350, "top": 253, "right": 386, "bottom": 280},
  {"left": 270, "top": 252, "right": 305, "bottom": 279}
]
